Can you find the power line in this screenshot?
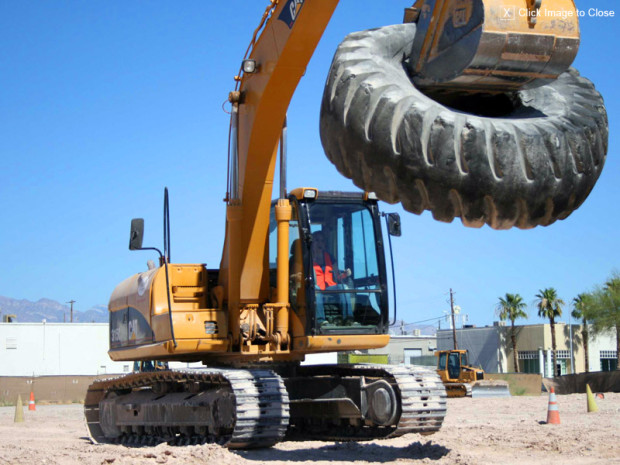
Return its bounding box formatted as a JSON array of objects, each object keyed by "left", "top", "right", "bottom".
[{"left": 395, "top": 315, "right": 446, "bottom": 326}]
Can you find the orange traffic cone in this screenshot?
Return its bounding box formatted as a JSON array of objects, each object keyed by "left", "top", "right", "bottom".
[
  {"left": 28, "top": 391, "right": 36, "bottom": 411},
  {"left": 546, "top": 387, "right": 560, "bottom": 424}
]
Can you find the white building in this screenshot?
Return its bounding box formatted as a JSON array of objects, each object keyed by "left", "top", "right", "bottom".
[
  {"left": 366, "top": 334, "right": 437, "bottom": 366},
  {"left": 1, "top": 322, "right": 131, "bottom": 376},
  {"left": 0, "top": 322, "right": 340, "bottom": 376}
]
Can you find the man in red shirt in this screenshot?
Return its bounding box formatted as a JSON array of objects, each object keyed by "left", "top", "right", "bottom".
[{"left": 312, "top": 231, "right": 353, "bottom": 325}]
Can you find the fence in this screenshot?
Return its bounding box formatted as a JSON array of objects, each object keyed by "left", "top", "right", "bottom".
[
  {"left": 543, "top": 371, "right": 620, "bottom": 394},
  {"left": 0, "top": 375, "right": 117, "bottom": 405}
]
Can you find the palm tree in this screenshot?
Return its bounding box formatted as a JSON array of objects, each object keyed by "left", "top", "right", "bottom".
[
  {"left": 605, "top": 276, "right": 620, "bottom": 370},
  {"left": 588, "top": 274, "right": 620, "bottom": 371},
  {"left": 572, "top": 293, "right": 591, "bottom": 373},
  {"left": 536, "top": 288, "right": 565, "bottom": 377},
  {"left": 496, "top": 293, "right": 528, "bottom": 372}
]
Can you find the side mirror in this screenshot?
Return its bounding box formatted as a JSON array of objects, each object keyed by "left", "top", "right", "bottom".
[
  {"left": 387, "top": 213, "right": 401, "bottom": 237},
  {"left": 129, "top": 218, "right": 145, "bottom": 250}
]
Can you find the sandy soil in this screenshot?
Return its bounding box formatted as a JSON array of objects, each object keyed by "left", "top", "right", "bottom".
[{"left": 0, "top": 393, "right": 618, "bottom": 465}]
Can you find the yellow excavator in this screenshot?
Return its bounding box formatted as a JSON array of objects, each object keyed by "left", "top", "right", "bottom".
[
  {"left": 84, "top": 0, "right": 606, "bottom": 448},
  {"left": 435, "top": 350, "right": 510, "bottom": 398}
]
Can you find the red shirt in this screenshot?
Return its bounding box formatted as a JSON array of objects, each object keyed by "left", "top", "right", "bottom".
[{"left": 314, "top": 252, "right": 336, "bottom": 290}]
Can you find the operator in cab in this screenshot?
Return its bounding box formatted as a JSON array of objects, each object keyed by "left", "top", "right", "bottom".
[{"left": 312, "top": 230, "right": 353, "bottom": 325}]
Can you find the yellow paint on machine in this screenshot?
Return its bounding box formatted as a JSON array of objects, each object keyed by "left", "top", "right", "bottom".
[
  {"left": 295, "top": 335, "right": 391, "bottom": 353},
  {"left": 410, "top": 0, "right": 580, "bottom": 91}
]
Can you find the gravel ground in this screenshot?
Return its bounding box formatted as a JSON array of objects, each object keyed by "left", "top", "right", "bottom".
[{"left": 0, "top": 393, "right": 618, "bottom": 465}]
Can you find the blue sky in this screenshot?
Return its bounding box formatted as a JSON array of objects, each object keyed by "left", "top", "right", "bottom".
[{"left": 1, "top": 1, "right": 618, "bottom": 330}]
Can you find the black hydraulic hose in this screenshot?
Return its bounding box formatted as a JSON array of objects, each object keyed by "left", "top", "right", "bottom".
[
  {"left": 163, "top": 187, "right": 177, "bottom": 348},
  {"left": 164, "top": 188, "right": 171, "bottom": 262}
]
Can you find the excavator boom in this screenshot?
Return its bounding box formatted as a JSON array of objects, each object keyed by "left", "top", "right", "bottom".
[{"left": 221, "top": 0, "right": 339, "bottom": 309}]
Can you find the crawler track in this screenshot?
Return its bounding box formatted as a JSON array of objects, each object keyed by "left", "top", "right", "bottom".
[
  {"left": 84, "top": 368, "right": 289, "bottom": 449},
  {"left": 85, "top": 364, "right": 445, "bottom": 448},
  {"left": 287, "top": 364, "right": 446, "bottom": 441}
]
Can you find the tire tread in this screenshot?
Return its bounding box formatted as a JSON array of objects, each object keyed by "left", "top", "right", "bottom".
[{"left": 320, "top": 24, "right": 608, "bottom": 229}]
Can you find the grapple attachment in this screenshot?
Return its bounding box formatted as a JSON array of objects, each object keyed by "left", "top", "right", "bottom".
[{"left": 405, "top": 0, "right": 579, "bottom": 92}]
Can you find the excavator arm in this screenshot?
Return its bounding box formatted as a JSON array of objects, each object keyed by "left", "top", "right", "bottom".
[{"left": 220, "top": 1, "right": 339, "bottom": 323}]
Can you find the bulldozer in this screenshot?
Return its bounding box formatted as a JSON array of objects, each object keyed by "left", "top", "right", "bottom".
[
  {"left": 84, "top": 0, "right": 606, "bottom": 448},
  {"left": 435, "top": 350, "right": 511, "bottom": 398}
]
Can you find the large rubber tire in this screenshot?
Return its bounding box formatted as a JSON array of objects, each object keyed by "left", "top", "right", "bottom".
[{"left": 320, "top": 24, "right": 608, "bottom": 229}]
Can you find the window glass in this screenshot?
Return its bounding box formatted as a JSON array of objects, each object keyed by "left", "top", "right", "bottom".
[
  {"left": 448, "top": 352, "right": 460, "bottom": 379},
  {"left": 350, "top": 209, "right": 379, "bottom": 283},
  {"left": 309, "top": 202, "right": 382, "bottom": 331},
  {"left": 438, "top": 352, "right": 447, "bottom": 370},
  {"left": 521, "top": 358, "right": 540, "bottom": 374}
]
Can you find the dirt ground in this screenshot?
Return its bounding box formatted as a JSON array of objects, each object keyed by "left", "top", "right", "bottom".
[{"left": 0, "top": 393, "right": 618, "bottom": 465}]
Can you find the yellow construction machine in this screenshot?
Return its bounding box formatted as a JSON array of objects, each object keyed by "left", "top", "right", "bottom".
[
  {"left": 435, "top": 350, "right": 510, "bottom": 398},
  {"left": 84, "top": 0, "right": 605, "bottom": 448}
]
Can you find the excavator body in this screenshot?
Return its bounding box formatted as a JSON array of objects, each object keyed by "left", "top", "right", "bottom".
[
  {"left": 86, "top": 190, "right": 447, "bottom": 447},
  {"left": 106, "top": 190, "right": 394, "bottom": 365}
]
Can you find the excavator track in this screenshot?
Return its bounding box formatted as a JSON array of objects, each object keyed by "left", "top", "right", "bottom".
[
  {"left": 84, "top": 368, "right": 290, "bottom": 449},
  {"left": 286, "top": 364, "right": 446, "bottom": 441},
  {"left": 85, "top": 364, "right": 445, "bottom": 448}
]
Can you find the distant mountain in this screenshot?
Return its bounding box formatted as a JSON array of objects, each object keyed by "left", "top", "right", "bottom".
[
  {"left": 78, "top": 305, "right": 108, "bottom": 323},
  {"left": 0, "top": 296, "right": 108, "bottom": 323}
]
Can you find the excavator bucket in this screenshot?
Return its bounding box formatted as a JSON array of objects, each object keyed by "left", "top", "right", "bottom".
[
  {"left": 406, "top": 0, "right": 580, "bottom": 92},
  {"left": 471, "top": 380, "right": 511, "bottom": 398}
]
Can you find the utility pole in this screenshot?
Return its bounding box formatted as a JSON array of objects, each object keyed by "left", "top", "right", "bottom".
[
  {"left": 450, "top": 289, "right": 458, "bottom": 350},
  {"left": 66, "top": 300, "right": 76, "bottom": 323},
  {"left": 569, "top": 314, "right": 575, "bottom": 374}
]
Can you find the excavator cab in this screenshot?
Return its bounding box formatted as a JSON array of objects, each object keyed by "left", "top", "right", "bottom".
[
  {"left": 436, "top": 349, "right": 482, "bottom": 383},
  {"left": 270, "top": 190, "right": 391, "bottom": 337},
  {"left": 437, "top": 350, "right": 463, "bottom": 381}
]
